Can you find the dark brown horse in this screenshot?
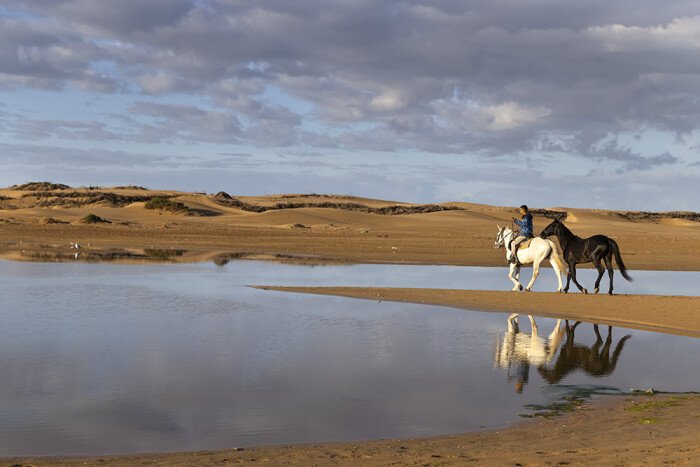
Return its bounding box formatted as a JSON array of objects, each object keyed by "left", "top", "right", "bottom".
[{"left": 540, "top": 219, "right": 632, "bottom": 295}]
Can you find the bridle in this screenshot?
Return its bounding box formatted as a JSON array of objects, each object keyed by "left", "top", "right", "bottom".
[{"left": 494, "top": 228, "right": 517, "bottom": 249}]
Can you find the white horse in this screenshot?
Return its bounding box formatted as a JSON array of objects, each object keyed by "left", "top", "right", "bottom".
[{"left": 494, "top": 224, "right": 567, "bottom": 292}]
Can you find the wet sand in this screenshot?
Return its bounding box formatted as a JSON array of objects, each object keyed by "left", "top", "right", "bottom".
[
  {"left": 5, "top": 394, "right": 699, "bottom": 466},
  {"left": 255, "top": 287, "right": 700, "bottom": 337}
]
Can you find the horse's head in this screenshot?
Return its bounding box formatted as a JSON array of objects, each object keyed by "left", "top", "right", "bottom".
[
  {"left": 494, "top": 224, "right": 510, "bottom": 248},
  {"left": 540, "top": 219, "right": 560, "bottom": 239}
]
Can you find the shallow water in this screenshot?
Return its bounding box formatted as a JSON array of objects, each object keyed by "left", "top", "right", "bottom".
[{"left": 0, "top": 260, "right": 699, "bottom": 456}]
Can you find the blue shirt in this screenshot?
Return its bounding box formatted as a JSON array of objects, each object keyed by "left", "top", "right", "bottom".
[{"left": 514, "top": 213, "right": 533, "bottom": 237}]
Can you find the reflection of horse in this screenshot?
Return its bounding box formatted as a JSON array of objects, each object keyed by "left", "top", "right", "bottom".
[
  {"left": 494, "top": 225, "right": 567, "bottom": 292},
  {"left": 537, "top": 321, "right": 632, "bottom": 383},
  {"left": 493, "top": 314, "right": 565, "bottom": 392}
]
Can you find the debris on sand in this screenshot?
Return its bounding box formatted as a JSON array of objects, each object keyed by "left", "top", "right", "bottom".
[{"left": 40, "top": 217, "right": 69, "bottom": 225}]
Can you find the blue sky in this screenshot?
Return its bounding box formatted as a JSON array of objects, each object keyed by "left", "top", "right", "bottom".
[{"left": 1, "top": 1, "right": 699, "bottom": 210}]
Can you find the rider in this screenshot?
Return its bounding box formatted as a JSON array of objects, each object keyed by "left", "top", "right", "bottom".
[{"left": 509, "top": 205, "right": 534, "bottom": 265}]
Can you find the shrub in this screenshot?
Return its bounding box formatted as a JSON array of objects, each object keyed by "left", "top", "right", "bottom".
[
  {"left": 80, "top": 213, "right": 111, "bottom": 224},
  {"left": 144, "top": 197, "right": 190, "bottom": 213}
]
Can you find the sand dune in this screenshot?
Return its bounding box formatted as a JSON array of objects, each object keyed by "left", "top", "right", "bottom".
[{"left": 1, "top": 185, "right": 698, "bottom": 270}]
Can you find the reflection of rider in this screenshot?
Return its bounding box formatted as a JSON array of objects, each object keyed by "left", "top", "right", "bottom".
[{"left": 509, "top": 205, "right": 533, "bottom": 265}]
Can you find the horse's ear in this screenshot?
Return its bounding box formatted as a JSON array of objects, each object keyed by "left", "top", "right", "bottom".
[{"left": 497, "top": 224, "right": 501, "bottom": 231}]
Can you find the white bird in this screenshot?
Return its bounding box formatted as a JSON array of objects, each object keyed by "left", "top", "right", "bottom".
[{"left": 70, "top": 242, "right": 81, "bottom": 249}]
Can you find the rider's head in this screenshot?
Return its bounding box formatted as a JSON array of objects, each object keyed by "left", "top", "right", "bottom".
[{"left": 519, "top": 205, "right": 528, "bottom": 215}]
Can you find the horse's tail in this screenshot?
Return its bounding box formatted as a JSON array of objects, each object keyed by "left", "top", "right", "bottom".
[
  {"left": 610, "top": 239, "right": 633, "bottom": 282},
  {"left": 547, "top": 239, "right": 568, "bottom": 273}
]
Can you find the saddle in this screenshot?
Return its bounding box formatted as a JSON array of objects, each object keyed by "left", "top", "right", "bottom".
[
  {"left": 519, "top": 237, "right": 534, "bottom": 250},
  {"left": 508, "top": 233, "right": 535, "bottom": 251}
]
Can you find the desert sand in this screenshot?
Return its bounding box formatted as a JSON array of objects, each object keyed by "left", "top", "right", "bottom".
[
  {"left": 1, "top": 184, "right": 699, "bottom": 270},
  {"left": 2, "top": 183, "right": 699, "bottom": 465}
]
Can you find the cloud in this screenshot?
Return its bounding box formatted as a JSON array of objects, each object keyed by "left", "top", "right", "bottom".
[{"left": 1, "top": 0, "right": 699, "bottom": 203}]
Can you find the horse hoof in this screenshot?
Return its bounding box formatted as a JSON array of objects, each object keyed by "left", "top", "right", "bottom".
[
  {"left": 525, "top": 288, "right": 531, "bottom": 292},
  {"left": 518, "top": 285, "right": 523, "bottom": 292},
  {"left": 609, "top": 291, "right": 614, "bottom": 296},
  {"left": 594, "top": 287, "right": 599, "bottom": 294},
  {"left": 582, "top": 288, "right": 588, "bottom": 294},
  {"left": 563, "top": 290, "right": 568, "bottom": 294}
]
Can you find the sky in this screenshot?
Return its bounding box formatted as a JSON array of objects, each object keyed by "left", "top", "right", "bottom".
[{"left": 0, "top": 1, "right": 699, "bottom": 210}]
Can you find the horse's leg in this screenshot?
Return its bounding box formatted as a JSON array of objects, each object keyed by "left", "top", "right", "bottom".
[
  {"left": 564, "top": 260, "right": 573, "bottom": 293},
  {"left": 525, "top": 256, "right": 541, "bottom": 292},
  {"left": 507, "top": 313, "right": 519, "bottom": 332},
  {"left": 604, "top": 255, "right": 615, "bottom": 295},
  {"left": 508, "top": 264, "right": 521, "bottom": 291},
  {"left": 514, "top": 265, "right": 523, "bottom": 291},
  {"left": 550, "top": 256, "right": 564, "bottom": 292},
  {"left": 592, "top": 257, "right": 605, "bottom": 294},
  {"left": 593, "top": 324, "right": 602, "bottom": 341},
  {"left": 569, "top": 261, "right": 587, "bottom": 294},
  {"left": 528, "top": 315, "right": 538, "bottom": 334},
  {"left": 549, "top": 318, "right": 562, "bottom": 339}
]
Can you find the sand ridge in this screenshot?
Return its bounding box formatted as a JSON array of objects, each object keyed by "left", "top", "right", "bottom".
[
  {"left": 253, "top": 287, "right": 700, "bottom": 338},
  {"left": 1, "top": 186, "right": 699, "bottom": 270}
]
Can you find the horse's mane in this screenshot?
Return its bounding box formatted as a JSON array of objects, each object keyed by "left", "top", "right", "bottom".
[{"left": 556, "top": 221, "right": 579, "bottom": 241}]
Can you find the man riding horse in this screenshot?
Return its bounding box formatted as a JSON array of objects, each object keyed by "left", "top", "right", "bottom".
[{"left": 509, "top": 205, "right": 533, "bottom": 266}]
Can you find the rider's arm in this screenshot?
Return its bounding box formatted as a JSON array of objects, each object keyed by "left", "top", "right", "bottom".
[{"left": 513, "top": 218, "right": 524, "bottom": 227}]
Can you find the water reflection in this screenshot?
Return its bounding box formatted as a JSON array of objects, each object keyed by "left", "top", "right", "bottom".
[
  {"left": 0, "top": 246, "right": 326, "bottom": 266},
  {"left": 1, "top": 246, "right": 698, "bottom": 296},
  {"left": 0, "top": 261, "right": 698, "bottom": 456},
  {"left": 495, "top": 316, "right": 632, "bottom": 392},
  {"left": 493, "top": 314, "right": 565, "bottom": 392},
  {"left": 538, "top": 322, "right": 631, "bottom": 383}
]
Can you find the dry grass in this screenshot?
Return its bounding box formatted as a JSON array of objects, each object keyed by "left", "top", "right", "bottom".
[
  {"left": 25, "top": 191, "right": 172, "bottom": 208},
  {"left": 212, "top": 191, "right": 463, "bottom": 215},
  {"left": 614, "top": 211, "right": 700, "bottom": 222},
  {"left": 9, "top": 182, "right": 71, "bottom": 191},
  {"left": 144, "top": 197, "right": 193, "bottom": 214}
]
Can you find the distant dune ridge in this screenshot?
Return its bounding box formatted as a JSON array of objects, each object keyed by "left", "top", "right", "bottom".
[
  {"left": 212, "top": 190, "right": 464, "bottom": 215},
  {"left": 1, "top": 182, "right": 699, "bottom": 271}
]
